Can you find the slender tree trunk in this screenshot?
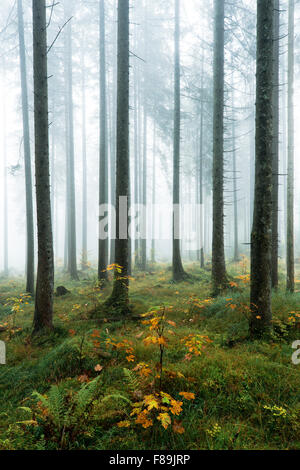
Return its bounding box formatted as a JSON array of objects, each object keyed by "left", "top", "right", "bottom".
[
  {"left": 109, "top": 0, "right": 118, "bottom": 266},
  {"left": 106, "top": 0, "right": 130, "bottom": 313},
  {"left": 231, "top": 89, "right": 239, "bottom": 262},
  {"left": 98, "top": 0, "right": 108, "bottom": 281},
  {"left": 250, "top": 0, "right": 274, "bottom": 338},
  {"left": 32, "top": 0, "right": 54, "bottom": 333},
  {"left": 172, "top": 0, "right": 186, "bottom": 281},
  {"left": 199, "top": 63, "right": 205, "bottom": 268},
  {"left": 134, "top": 70, "right": 140, "bottom": 267},
  {"left": 151, "top": 124, "right": 156, "bottom": 264},
  {"left": 50, "top": 126, "right": 55, "bottom": 244},
  {"left": 212, "top": 0, "right": 227, "bottom": 294},
  {"left": 281, "top": 60, "right": 287, "bottom": 256},
  {"left": 2, "top": 92, "right": 8, "bottom": 277},
  {"left": 64, "top": 8, "right": 78, "bottom": 280},
  {"left": 271, "top": 0, "right": 280, "bottom": 289},
  {"left": 81, "top": 47, "right": 88, "bottom": 270},
  {"left": 286, "top": 0, "right": 294, "bottom": 292},
  {"left": 141, "top": 2, "right": 148, "bottom": 271},
  {"left": 17, "top": 0, "right": 34, "bottom": 295}
]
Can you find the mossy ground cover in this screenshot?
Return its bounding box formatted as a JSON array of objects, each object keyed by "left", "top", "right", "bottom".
[{"left": 0, "top": 261, "right": 299, "bottom": 450}]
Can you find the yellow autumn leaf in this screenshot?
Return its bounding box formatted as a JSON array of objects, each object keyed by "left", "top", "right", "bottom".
[
  {"left": 117, "top": 420, "right": 131, "bottom": 428},
  {"left": 157, "top": 412, "right": 171, "bottom": 429},
  {"left": 179, "top": 392, "right": 195, "bottom": 400}
]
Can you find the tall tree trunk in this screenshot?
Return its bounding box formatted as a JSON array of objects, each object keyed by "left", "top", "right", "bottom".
[
  {"left": 134, "top": 70, "right": 140, "bottom": 267},
  {"left": 98, "top": 0, "right": 108, "bottom": 281},
  {"left": 64, "top": 8, "right": 78, "bottom": 280},
  {"left": 250, "top": 0, "right": 274, "bottom": 338},
  {"left": 109, "top": 0, "right": 118, "bottom": 266},
  {"left": 281, "top": 60, "right": 287, "bottom": 256},
  {"left": 172, "top": 0, "right": 186, "bottom": 281},
  {"left": 2, "top": 91, "right": 8, "bottom": 277},
  {"left": 271, "top": 0, "right": 280, "bottom": 289},
  {"left": 106, "top": 0, "right": 130, "bottom": 313},
  {"left": 212, "top": 0, "right": 227, "bottom": 294},
  {"left": 286, "top": 0, "right": 294, "bottom": 292},
  {"left": 199, "top": 59, "right": 205, "bottom": 268},
  {"left": 32, "top": 0, "right": 54, "bottom": 333},
  {"left": 17, "top": 0, "right": 34, "bottom": 295},
  {"left": 231, "top": 89, "right": 239, "bottom": 262},
  {"left": 141, "top": 2, "right": 148, "bottom": 271},
  {"left": 151, "top": 124, "right": 156, "bottom": 264},
  {"left": 81, "top": 47, "right": 88, "bottom": 270}
]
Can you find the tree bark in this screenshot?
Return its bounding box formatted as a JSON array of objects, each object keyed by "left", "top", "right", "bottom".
[
  {"left": 106, "top": 0, "right": 130, "bottom": 313},
  {"left": 212, "top": 0, "right": 227, "bottom": 294},
  {"left": 151, "top": 124, "right": 156, "bottom": 264},
  {"left": 199, "top": 58, "right": 205, "bottom": 268},
  {"left": 172, "top": 0, "right": 187, "bottom": 281},
  {"left": 286, "top": 0, "right": 294, "bottom": 292},
  {"left": 250, "top": 0, "right": 274, "bottom": 337},
  {"left": 81, "top": 46, "right": 88, "bottom": 271},
  {"left": 2, "top": 87, "right": 8, "bottom": 277},
  {"left": 98, "top": 0, "right": 109, "bottom": 281},
  {"left": 271, "top": 0, "right": 280, "bottom": 289},
  {"left": 231, "top": 88, "right": 239, "bottom": 262},
  {"left": 32, "top": 0, "right": 54, "bottom": 333},
  {"left": 17, "top": 0, "right": 34, "bottom": 295},
  {"left": 64, "top": 6, "right": 78, "bottom": 280}
]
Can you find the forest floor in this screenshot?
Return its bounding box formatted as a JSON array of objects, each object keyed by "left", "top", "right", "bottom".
[{"left": 0, "top": 258, "right": 300, "bottom": 450}]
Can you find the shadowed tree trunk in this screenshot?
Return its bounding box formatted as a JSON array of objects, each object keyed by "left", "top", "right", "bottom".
[
  {"left": 106, "top": 0, "right": 130, "bottom": 313},
  {"left": 32, "top": 0, "right": 54, "bottom": 333},
  {"left": 250, "top": 0, "right": 274, "bottom": 338},
  {"left": 271, "top": 0, "right": 280, "bottom": 289},
  {"left": 286, "top": 0, "right": 294, "bottom": 292},
  {"left": 98, "top": 0, "right": 108, "bottom": 281},
  {"left": 172, "top": 0, "right": 187, "bottom": 281},
  {"left": 212, "top": 0, "right": 228, "bottom": 294},
  {"left": 17, "top": 0, "right": 34, "bottom": 295}
]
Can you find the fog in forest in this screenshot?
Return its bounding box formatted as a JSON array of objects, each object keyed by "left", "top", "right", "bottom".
[{"left": 1, "top": 0, "right": 300, "bottom": 275}]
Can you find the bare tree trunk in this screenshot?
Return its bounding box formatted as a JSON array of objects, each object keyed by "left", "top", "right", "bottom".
[
  {"left": 271, "top": 0, "right": 280, "bottom": 289},
  {"left": 134, "top": 70, "right": 140, "bottom": 267},
  {"left": 212, "top": 0, "right": 227, "bottom": 294},
  {"left": 231, "top": 88, "right": 239, "bottom": 262},
  {"left": 199, "top": 60, "right": 205, "bottom": 268},
  {"left": 141, "top": 1, "right": 148, "bottom": 271},
  {"left": 64, "top": 7, "right": 78, "bottom": 280},
  {"left": 32, "top": 0, "right": 54, "bottom": 333},
  {"left": 81, "top": 47, "right": 88, "bottom": 270},
  {"left": 106, "top": 0, "right": 130, "bottom": 313},
  {"left": 151, "top": 124, "right": 156, "bottom": 264},
  {"left": 2, "top": 89, "right": 8, "bottom": 277},
  {"left": 286, "top": 0, "right": 294, "bottom": 292},
  {"left": 250, "top": 0, "right": 274, "bottom": 338},
  {"left": 109, "top": 0, "right": 118, "bottom": 266},
  {"left": 98, "top": 0, "right": 108, "bottom": 281},
  {"left": 172, "top": 0, "right": 187, "bottom": 281},
  {"left": 17, "top": 0, "right": 34, "bottom": 295}
]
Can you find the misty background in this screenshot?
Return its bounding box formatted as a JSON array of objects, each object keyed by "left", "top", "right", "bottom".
[{"left": 1, "top": 0, "right": 300, "bottom": 275}]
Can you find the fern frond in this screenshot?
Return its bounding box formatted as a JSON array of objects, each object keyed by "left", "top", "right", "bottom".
[{"left": 123, "top": 368, "right": 140, "bottom": 394}]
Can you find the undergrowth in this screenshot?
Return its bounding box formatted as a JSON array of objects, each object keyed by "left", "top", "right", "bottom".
[{"left": 0, "top": 261, "right": 299, "bottom": 450}]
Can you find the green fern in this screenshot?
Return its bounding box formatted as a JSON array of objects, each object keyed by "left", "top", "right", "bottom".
[{"left": 123, "top": 368, "right": 140, "bottom": 394}]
